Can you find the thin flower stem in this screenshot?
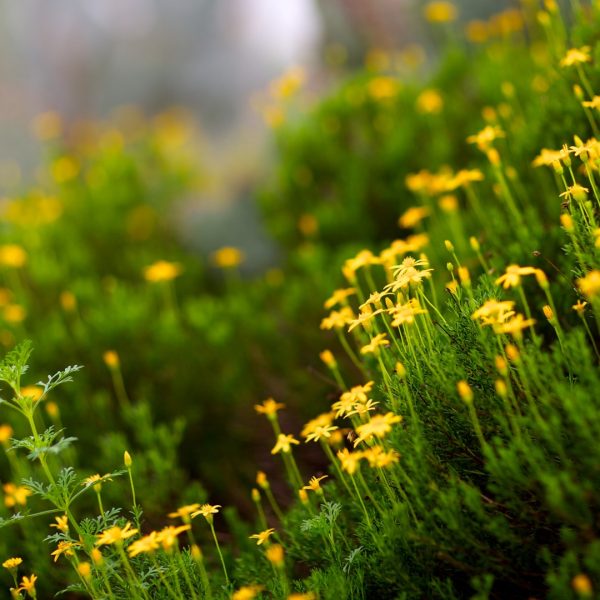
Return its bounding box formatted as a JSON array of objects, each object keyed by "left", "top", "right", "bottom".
[{"left": 209, "top": 522, "right": 229, "bottom": 584}]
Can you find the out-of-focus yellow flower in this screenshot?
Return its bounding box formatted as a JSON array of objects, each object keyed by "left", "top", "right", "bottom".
[
  {"left": 288, "top": 593, "right": 317, "bottom": 600},
  {"left": 156, "top": 525, "right": 190, "bottom": 551},
  {"left": 438, "top": 195, "right": 458, "bottom": 212},
  {"left": 254, "top": 398, "right": 285, "bottom": 417},
  {"left": 270, "top": 67, "right": 306, "bottom": 100},
  {"left": 3, "top": 483, "right": 31, "bottom": 508},
  {"left": 457, "top": 380, "right": 473, "bottom": 403},
  {"left": 211, "top": 247, "right": 244, "bottom": 269},
  {"left": 271, "top": 433, "right": 300, "bottom": 455},
  {"left": 494, "top": 314, "right": 536, "bottom": 338},
  {"left": 301, "top": 412, "right": 335, "bottom": 439},
  {"left": 2, "top": 557, "right": 22, "bottom": 571},
  {"left": 583, "top": 96, "right": 600, "bottom": 110},
  {"left": 560, "top": 46, "right": 591, "bottom": 68},
  {"left": 143, "top": 260, "right": 182, "bottom": 282},
  {"left": 51, "top": 156, "right": 79, "bottom": 183},
  {"left": 77, "top": 562, "right": 91, "bottom": 580},
  {"left": 298, "top": 213, "right": 318, "bottom": 237},
  {"left": 59, "top": 291, "right": 77, "bottom": 313},
  {"left": 319, "top": 350, "right": 336, "bottom": 368},
  {"left": 337, "top": 448, "right": 363, "bottom": 475},
  {"left": 399, "top": 206, "right": 431, "bottom": 229},
  {"left": 320, "top": 307, "right": 354, "bottom": 330},
  {"left": 424, "top": 2, "right": 457, "bottom": 23},
  {"left": 578, "top": 270, "right": 600, "bottom": 298},
  {"left": 232, "top": 585, "right": 264, "bottom": 600},
  {"left": 467, "top": 125, "right": 505, "bottom": 151},
  {"left": 368, "top": 77, "right": 400, "bottom": 101},
  {"left": 0, "top": 424, "right": 13, "bottom": 445},
  {"left": 354, "top": 412, "right": 402, "bottom": 446},
  {"left": 324, "top": 288, "right": 356, "bottom": 310},
  {"left": 360, "top": 333, "right": 390, "bottom": 355},
  {"left": 168, "top": 503, "right": 201, "bottom": 521},
  {"left": 191, "top": 504, "right": 221, "bottom": 522},
  {"left": 416, "top": 89, "right": 444, "bottom": 114},
  {"left": 495, "top": 265, "right": 537, "bottom": 289},
  {"left": 466, "top": 20, "right": 488, "bottom": 43},
  {"left": 3, "top": 305, "right": 26, "bottom": 324},
  {"left": 50, "top": 515, "right": 69, "bottom": 533},
  {"left": 103, "top": 350, "right": 120, "bottom": 369},
  {"left": 0, "top": 245, "right": 27, "bottom": 268},
  {"left": 265, "top": 543, "right": 285, "bottom": 567},
  {"left": 572, "top": 574, "right": 593, "bottom": 596}
]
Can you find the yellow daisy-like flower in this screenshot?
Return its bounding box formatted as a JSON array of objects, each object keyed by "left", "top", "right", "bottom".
[
  {"left": 354, "top": 412, "right": 403, "bottom": 446},
  {"left": 156, "top": 525, "right": 191, "bottom": 550},
  {"left": 2, "top": 557, "right": 22, "bottom": 570},
  {"left": 51, "top": 541, "right": 80, "bottom": 563},
  {"left": 324, "top": 287, "right": 356, "bottom": 310},
  {"left": 168, "top": 503, "right": 201, "bottom": 520},
  {"left": 578, "top": 270, "right": 600, "bottom": 299},
  {"left": 265, "top": 543, "right": 285, "bottom": 567},
  {"left": 50, "top": 515, "right": 69, "bottom": 533},
  {"left": 302, "top": 475, "right": 328, "bottom": 493},
  {"left": 363, "top": 447, "right": 400, "bottom": 468},
  {"left": 304, "top": 425, "right": 339, "bottom": 443},
  {"left": 96, "top": 523, "right": 138, "bottom": 547},
  {"left": 416, "top": 89, "right": 444, "bottom": 115},
  {"left": 287, "top": 593, "right": 317, "bottom": 600},
  {"left": 572, "top": 300, "right": 588, "bottom": 314},
  {"left": 301, "top": 412, "right": 335, "bottom": 438},
  {"left": 143, "top": 260, "right": 182, "bottom": 283},
  {"left": 320, "top": 307, "right": 355, "bottom": 330},
  {"left": 17, "top": 574, "right": 37, "bottom": 595},
  {"left": 583, "top": 96, "right": 600, "bottom": 110},
  {"left": 249, "top": 528, "right": 276, "bottom": 546},
  {"left": 388, "top": 299, "right": 428, "bottom": 328},
  {"left": 191, "top": 504, "right": 221, "bottom": 521},
  {"left": 211, "top": 246, "right": 245, "bottom": 269},
  {"left": 493, "top": 313, "right": 536, "bottom": 338},
  {"left": 495, "top": 265, "right": 537, "bottom": 289},
  {"left": 254, "top": 398, "right": 285, "bottom": 417},
  {"left": 560, "top": 46, "right": 591, "bottom": 68},
  {"left": 466, "top": 125, "right": 505, "bottom": 151},
  {"left": 127, "top": 532, "right": 160, "bottom": 557},
  {"left": 398, "top": 206, "right": 431, "bottom": 229},
  {"left": 367, "top": 76, "right": 400, "bottom": 101},
  {"left": 532, "top": 146, "right": 571, "bottom": 168},
  {"left": 271, "top": 433, "right": 300, "bottom": 455},
  {"left": 337, "top": 448, "right": 364, "bottom": 475},
  {"left": 360, "top": 333, "right": 390, "bottom": 355},
  {"left": 347, "top": 306, "right": 384, "bottom": 333}
]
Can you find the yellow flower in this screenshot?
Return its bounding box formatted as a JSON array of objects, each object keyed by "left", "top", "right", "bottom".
[
  {"left": 0, "top": 245, "right": 27, "bottom": 268},
  {"left": 583, "top": 96, "right": 600, "bottom": 110},
  {"left": 254, "top": 398, "right": 285, "bottom": 417},
  {"left": 191, "top": 504, "right": 221, "bottom": 521},
  {"left": 449, "top": 169, "right": 485, "bottom": 189},
  {"left": 416, "top": 89, "right": 443, "bottom": 114},
  {"left": 578, "top": 270, "right": 600, "bottom": 298},
  {"left": 324, "top": 288, "right": 356, "bottom": 310},
  {"left": 572, "top": 300, "right": 588, "bottom": 314},
  {"left": 4, "top": 305, "right": 26, "bottom": 324},
  {"left": 319, "top": 350, "right": 336, "bottom": 368},
  {"left": 424, "top": 1, "right": 457, "bottom": 23},
  {"left": 265, "top": 543, "right": 285, "bottom": 567},
  {"left": 287, "top": 594, "right": 316, "bottom": 600},
  {"left": 168, "top": 503, "right": 201, "bottom": 520},
  {"left": 367, "top": 76, "right": 400, "bottom": 101},
  {"left": 388, "top": 298, "right": 428, "bottom": 327},
  {"left": 127, "top": 531, "right": 159, "bottom": 558},
  {"left": 3, "top": 483, "right": 32, "bottom": 508},
  {"left": 51, "top": 541, "right": 80, "bottom": 563},
  {"left": 572, "top": 574, "right": 593, "bottom": 596},
  {"left": 270, "top": 66, "right": 305, "bottom": 99},
  {"left": 363, "top": 447, "right": 400, "bottom": 468},
  {"left": 17, "top": 574, "right": 37, "bottom": 595},
  {"left": 398, "top": 206, "right": 431, "bottom": 229},
  {"left": 304, "top": 425, "right": 339, "bottom": 443},
  {"left": 156, "top": 525, "right": 191, "bottom": 550},
  {"left": 560, "top": 184, "right": 589, "bottom": 201},
  {"left": 354, "top": 412, "right": 403, "bottom": 446},
  {"left": 50, "top": 515, "right": 69, "bottom": 533},
  {"left": 232, "top": 585, "right": 265, "bottom": 600},
  {"left": 494, "top": 313, "right": 536, "bottom": 338},
  {"left": 301, "top": 412, "right": 335, "bottom": 438},
  {"left": 2, "top": 557, "right": 22, "bottom": 570},
  {"left": 331, "top": 382, "right": 374, "bottom": 418},
  {"left": 59, "top": 291, "right": 77, "bottom": 312},
  {"left": 560, "top": 46, "right": 591, "bottom": 68},
  {"left": 96, "top": 523, "right": 138, "bottom": 546},
  {"left": 495, "top": 265, "right": 537, "bottom": 289},
  {"left": 471, "top": 300, "right": 516, "bottom": 324},
  {"left": 302, "top": 475, "right": 327, "bottom": 493},
  {"left": 211, "top": 246, "right": 245, "bottom": 269},
  {"left": 438, "top": 194, "right": 458, "bottom": 213},
  {"left": 77, "top": 562, "right": 91, "bottom": 580},
  {"left": 271, "top": 433, "right": 300, "bottom": 455},
  {"left": 337, "top": 448, "right": 363, "bottom": 475},
  {"left": 457, "top": 380, "right": 473, "bottom": 403},
  {"left": 320, "top": 307, "right": 355, "bottom": 330},
  {"left": 249, "top": 528, "right": 276, "bottom": 546},
  {"left": 385, "top": 257, "right": 433, "bottom": 291},
  {"left": 467, "top": 125, "right": 505, "bottom": 151},
  {"left": 532, "top": 147, "right": 570, "bottom": 167},
  {"left": 256, "top": 471, "right": 269, "bottom": 489},
  {"left": 0, "top": 424, "right": 13, "bottom": 445},
  {"left": 360, "top": 333, "right": 390, "bottom": 355},
  {"left": 347, "top": 306, "right": 384, "bottom": 333},
  {"left": 103, "top": 350, "right": 120, "bottom": 368},
  {"left": 143, "top": 260, "right": 182, "bottom": 282}
]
